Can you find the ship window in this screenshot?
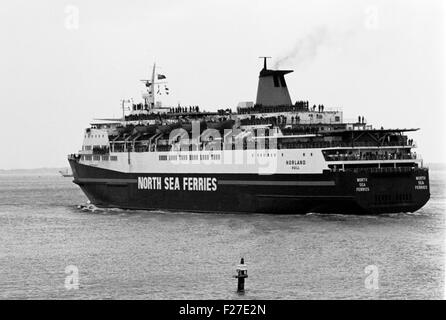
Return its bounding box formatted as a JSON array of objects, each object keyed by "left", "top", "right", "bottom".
[
  {"left": 93, "top": 155, "right": 100, "bottom": 161},
  {"left": 102, "top": 156, "right": 109, "bottom": 161},
  {"left": 84, "top": 155, "right": 92, "bottom": 161},
  {"left": 335, "top": 116, "right": 340, "bottom": 122},
  {"left": 110, "top": 156, "right": 118, "bottom": 161}
]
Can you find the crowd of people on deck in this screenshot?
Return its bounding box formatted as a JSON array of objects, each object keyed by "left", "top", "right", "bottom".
[
  {"left": 237, "top": 101, "right": 311, "bottom": 114},
  {"left": 169, "top": 106, "right": 200, "bottom": 113},
  {"left": 326, "top": 150, "right": 416, "bottom": 161}
]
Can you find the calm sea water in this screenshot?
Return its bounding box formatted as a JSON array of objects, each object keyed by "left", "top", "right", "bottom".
[{"left": 0, "top": 169, "right": 444, "bottom": 300}]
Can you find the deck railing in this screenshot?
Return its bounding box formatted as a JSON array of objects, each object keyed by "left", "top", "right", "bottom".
[
  {"left": 106, "top": 140, "right": 415, "bottom": 153},
  {"left": 325, "top": 152, "right": 418, "bottom": 162},
  {"left": 329, "top": 166, "right": 426, "bottom": 174}
]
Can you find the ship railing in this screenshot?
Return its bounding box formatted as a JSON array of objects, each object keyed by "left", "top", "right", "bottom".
[
  {"left": 107, "top": 140, "right": 415, "bottom": 153},
  {"left": 286, "top": 119, "right": 341, "bottom": 125},
  {"left": 325, "top": 152, "right": 418, "bottom": 162},
  {"left": 241, "top": 119, "right": 343, "bottom": 126},
  {"left": 329, "top": 166, "right": 422, "bottom": 174},
  {"left": 236, "top": 104, "right": 344, "bottom": 115},
  {"left": 278, "top": 141, "right": 412, "bottom": 149}
]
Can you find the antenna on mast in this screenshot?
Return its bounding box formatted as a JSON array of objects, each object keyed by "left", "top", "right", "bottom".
[
  {"left": 258, "top": 56, "right": 272, "bottom": 69},
  {"left": 140, "top": 62, "right": 169, "bottom": 110},
  {"left": 151, "top": 62, "right": 156, "bottom": 109}
]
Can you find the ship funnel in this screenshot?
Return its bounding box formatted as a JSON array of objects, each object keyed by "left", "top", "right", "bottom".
[{"left": 255, "top": 57, "right": 293, "bottom": 106}]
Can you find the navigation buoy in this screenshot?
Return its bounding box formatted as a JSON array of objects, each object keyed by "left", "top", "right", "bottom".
[{"left": 234, "top": 258, "right": 248, "bottom": 292}]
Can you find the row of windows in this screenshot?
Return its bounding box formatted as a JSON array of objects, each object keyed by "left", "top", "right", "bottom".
[
  {"left": 251, "top": 153, "right": 277, "bottom": 158},
  {"left": 81, "top": 155, "right": 117, "bottom": 161},
  {"left": 157, "top": 152, "right": 312, "bottom": 161},
  {"left": 83, "top": 145, "right": 109, "bottom": 151},
  {"left": 84, "top": 134, "right": 106, "bottom": 139},
  {"left": 253, "top": 152, "right": 313, "bottom": 158},
  {"left": 159, "top": 154, "right": 222, "bottom": 161}
]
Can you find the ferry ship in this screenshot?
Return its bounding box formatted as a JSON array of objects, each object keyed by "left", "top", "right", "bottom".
[{"left": 68, "top": 58, "right": 430, "bottom": 214}]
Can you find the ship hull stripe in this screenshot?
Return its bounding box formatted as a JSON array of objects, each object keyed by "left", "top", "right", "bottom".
[
  {"left": 257, "top": 194, "right": 353, "bottom": 198},
  {"left": 218, "top": 180, "right": 335, "bottom": 186},
  {"left": 76, "top": 178, "right": 135, "bottom": 184},
  {"left": 75, "top": 177, "right": 335, "bottom": 186}
]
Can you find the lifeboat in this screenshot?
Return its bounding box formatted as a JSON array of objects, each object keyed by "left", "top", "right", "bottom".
[
  {"left": 181, "top": 120, "right": 207, "bottom": 133},
  {"left": 207, "top": 119, "right": 235, "bottom": 131},
  {"left": 116, "top": 125, "right": 134, "bottom": 135},
  {"left": 133, "top": 124, "right": 157, "bottom": 135},
  {"left": 157, "top": 122, "right": 183, "bottom": 134}
]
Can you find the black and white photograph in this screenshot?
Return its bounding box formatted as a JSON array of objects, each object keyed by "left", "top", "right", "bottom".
[{"left": 0, "top": 0, "right": 445, "bottom": 305}]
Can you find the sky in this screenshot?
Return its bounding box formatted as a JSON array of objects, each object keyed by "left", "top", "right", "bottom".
[{"left": 0, "top": 0, "right": 445, "bottom": 169}]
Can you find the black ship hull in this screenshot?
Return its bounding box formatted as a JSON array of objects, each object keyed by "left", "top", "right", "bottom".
[{"left": 69, "top": 159, "right": 430, "bottom": 215}]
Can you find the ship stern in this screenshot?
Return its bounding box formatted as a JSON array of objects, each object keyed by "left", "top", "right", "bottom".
[{"left": 351, "top": 167, "right": 430, "bottom": 214}]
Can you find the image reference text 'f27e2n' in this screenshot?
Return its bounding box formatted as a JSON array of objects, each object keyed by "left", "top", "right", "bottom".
[{"left": 68, "top": 58, "right": 430, "bottom": 215}]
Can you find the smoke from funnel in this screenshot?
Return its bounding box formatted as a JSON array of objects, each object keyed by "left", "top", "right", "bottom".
[{"left": 273, "top": 27, "right": 330, "bottom": 69}]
